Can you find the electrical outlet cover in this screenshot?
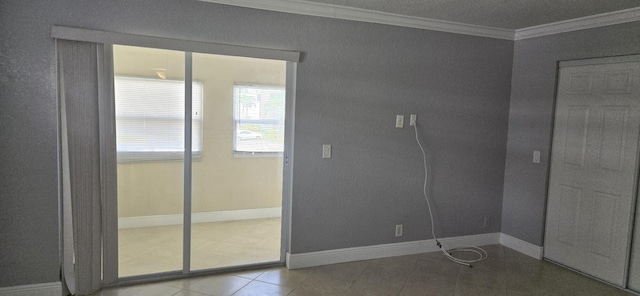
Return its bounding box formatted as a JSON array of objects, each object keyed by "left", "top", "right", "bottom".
[{"left": 395, "top": 224, "right": 403, "bottom": 237}]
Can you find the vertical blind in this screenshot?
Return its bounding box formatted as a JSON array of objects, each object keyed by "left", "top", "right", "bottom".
[{"left": 58, "top": 39, "right": 103, "bottom": 296}]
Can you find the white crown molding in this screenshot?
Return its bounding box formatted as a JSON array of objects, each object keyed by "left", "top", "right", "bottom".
[
  {"left": 198, "top": 0, "right": 515, "bottom": 40},
  {"left": 515, "top": 7, "right": 640, "bottom": 40},
  {"left": 200, "top": 0, "right": 640, "bottom": 41}
]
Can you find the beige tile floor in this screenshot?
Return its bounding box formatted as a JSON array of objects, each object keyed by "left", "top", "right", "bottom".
[
  {"left": 96, "top": 244, "right": 634, "bottom": 296},
  {"left": 119, "top": 218, "right": 281, "bottom": 277}
]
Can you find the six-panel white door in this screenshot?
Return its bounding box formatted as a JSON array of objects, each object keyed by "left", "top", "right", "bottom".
[{"left": 545, "top": 58, "right": 640, "bottom": 286}]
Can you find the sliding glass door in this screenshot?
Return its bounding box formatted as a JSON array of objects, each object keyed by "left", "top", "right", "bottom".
[
  {"left": 113, "top": 46, "right": 185, "bottom": 277},
  {"left": 112, "top": 45, "right": 286, "bottom": 277},
  {"left": 190, "top": 53, "right": 285, "bottom": 271}
]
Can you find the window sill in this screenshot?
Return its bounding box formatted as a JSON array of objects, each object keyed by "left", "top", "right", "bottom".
[
  {"left": 117, "top": 151, "right": 203, "bottom": 163},
  {"left": 233, "top": 151, "right": 283, "bottom": 158}
]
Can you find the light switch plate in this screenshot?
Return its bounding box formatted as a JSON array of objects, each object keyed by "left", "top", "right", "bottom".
[
  {"left": 396, "top": 115, "right": 404, "bottom": 128},
  {"left": 323, "top": 144, "right": 331, "bottom": 158},
  {"left": 533, "top": 151, "right": 541, "bottom": 163}
]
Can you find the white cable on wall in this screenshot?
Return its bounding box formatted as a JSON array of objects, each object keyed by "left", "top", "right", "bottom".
[{"left": 412, "top": 120, "right": 488, "bottom": 267}]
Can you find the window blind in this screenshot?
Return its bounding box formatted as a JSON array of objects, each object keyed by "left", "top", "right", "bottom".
[{"left": 114, "top": 76, "right": 203, "bottom": 162}]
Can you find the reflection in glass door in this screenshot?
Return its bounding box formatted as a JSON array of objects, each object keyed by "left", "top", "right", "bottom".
[
  {"left": 114, "top": 45, "right": 186, "bottom": 277},
  {"left": 191, "top": 53, "right": 285, "bottom": 270},
  {"left": 113, "top": 44, "right": 286, "bottom": 277}
]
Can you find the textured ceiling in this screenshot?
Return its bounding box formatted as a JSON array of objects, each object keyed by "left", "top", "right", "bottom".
[{"left": 302, "top": 0, "right": 640, "bottom": 29}]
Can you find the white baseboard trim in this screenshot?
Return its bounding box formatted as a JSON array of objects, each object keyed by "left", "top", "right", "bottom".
[
  {"left": 118, "top": 207, "right": 282, "bottom": 229},
  {"left": 500, "top": 233, "right": 543, "bottom": 260},
  {"left": 0, "top": 282, "right": 62, "bottom": 296},
  {"left": 286, "top": 232, "right": 501, "bottom": 269}
]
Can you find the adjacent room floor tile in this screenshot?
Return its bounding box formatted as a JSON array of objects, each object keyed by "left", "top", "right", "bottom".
[{"left": 118, "top": 218, "right": 281, "bottom": 277}]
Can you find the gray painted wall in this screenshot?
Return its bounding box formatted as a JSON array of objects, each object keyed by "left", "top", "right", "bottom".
[
  {"left": 0, "top": 0, "right": 513, "bottom": 287},
  {"left": 502, "top": 22, "right": 640, "bottom": 246},
  {"left": 0, "top": 0, "right": 61, "bottom": 287}
]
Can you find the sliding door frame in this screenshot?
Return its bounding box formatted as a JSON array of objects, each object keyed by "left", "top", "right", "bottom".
[
  {"left": 97, "top": 42, "right": 119, "bottom": 286},
  {"left": 52, "top": 26, "right": 300, "bottom": 286},
  {"left": 183, "top": 52, "right": 194, "bottom": 274},
  {"left": 282, "top": 62, "right": 297, "bottom": 262}
]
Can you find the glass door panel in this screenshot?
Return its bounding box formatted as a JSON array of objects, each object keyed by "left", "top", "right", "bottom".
[
  {"left": 111, "top": 44, "right": 287, "bottom": 278},
  {"left": 113, "top": 45, "right": 185, "bottom": 277},
  {"left": 190, "top": 53, "right": 286, "bottom": 270}
]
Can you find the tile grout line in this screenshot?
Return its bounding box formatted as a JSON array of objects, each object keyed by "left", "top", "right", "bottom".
[
  {"left": 345, "top": 260, "right": 373, "bottom": 293},
  {"left": 396, "top": 256, "right": 421, "bottom": 295},
  {"left": 452, "top": 261, "right": 464, "bottom": 296},
  {"left": 500, "top": 248, "right": 508, "bottom": 295},
  {"left": 285, "top": 266, "right": 319, "bottom": 296},
  {"left": 229, "top": 276, "right": 255, "bottom": 296}
]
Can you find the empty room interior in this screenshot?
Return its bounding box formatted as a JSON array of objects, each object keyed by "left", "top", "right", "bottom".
[{"left": 2, "top": 0, "right": 640, "bottom": 295}]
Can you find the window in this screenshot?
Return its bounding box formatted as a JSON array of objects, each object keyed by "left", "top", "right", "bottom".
[
  {"left": 233, "top": 85, "right": 285, "bottom": 154},
  {"left": 114, "top": 76, "right": 203, "bottom": 162}
]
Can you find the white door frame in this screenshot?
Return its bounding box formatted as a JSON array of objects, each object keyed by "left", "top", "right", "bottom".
[{"left": 544, "top": 54, "right": 640, "bottom": 287}]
